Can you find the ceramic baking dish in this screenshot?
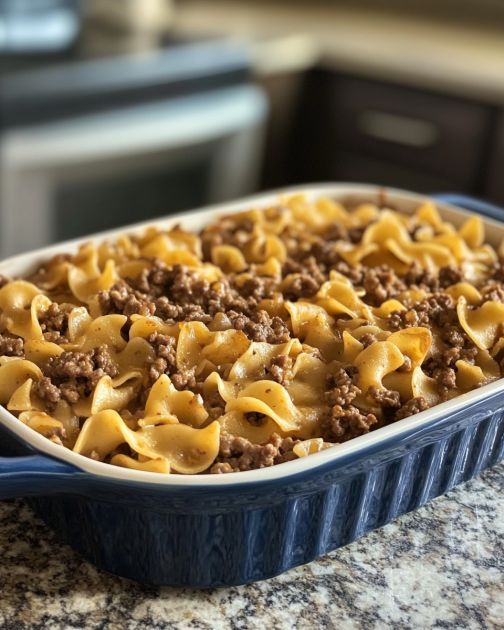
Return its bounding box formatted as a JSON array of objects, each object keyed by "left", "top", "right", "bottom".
[{"left": 0, "top": 184, "right": 503, "bottom": 588}]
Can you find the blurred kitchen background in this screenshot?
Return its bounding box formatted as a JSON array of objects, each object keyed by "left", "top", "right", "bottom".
[{"left": 1, "top": 0, "right": 504, "bottom": 255}]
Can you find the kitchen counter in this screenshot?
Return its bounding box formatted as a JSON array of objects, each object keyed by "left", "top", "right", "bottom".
[
  {"left": 173, "top": 0, "right": 504, "bottom": 105},
  {"left": 0, "top": 463, "right": 502, "bottom": 629}
]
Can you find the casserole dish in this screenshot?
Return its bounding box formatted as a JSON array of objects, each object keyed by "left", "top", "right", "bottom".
[{"left": 0, "top": 184, "right": 503, "bottom": 587}]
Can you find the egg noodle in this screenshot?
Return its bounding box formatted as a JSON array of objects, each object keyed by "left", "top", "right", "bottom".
[{"left": 0, "top": 194, "right": 503, "bottom": 474}]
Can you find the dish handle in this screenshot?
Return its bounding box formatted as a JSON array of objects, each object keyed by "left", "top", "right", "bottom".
[
  {"left": 432, "top": 193, "right": 504, "bottom": 221},
  {"left": 0, "top": 454, "right": 81, "bottom": 500}
]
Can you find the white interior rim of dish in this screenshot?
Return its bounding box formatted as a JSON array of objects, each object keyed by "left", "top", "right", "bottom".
[{"left": 1, "top": 182, "right": 503, "bottom": 487}]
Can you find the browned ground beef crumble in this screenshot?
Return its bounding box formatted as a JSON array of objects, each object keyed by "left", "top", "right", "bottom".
[
  {"left": 267, "top": 354, "right": 293, "bottom": 385},
  {"left": 38, "top": 302, "right": 72, "bottom": 343},
  {"left": 32, "top": 348, "right": 120, "bottom": 408},
  {"left": 210, "top": 433, "right": 299, "bottom": 473},
  {"left": 4, "top": 201, "right": 503, "bottom": 474},
  {"left": 0, "top": 333, "right": 24, "bottom": 357}
]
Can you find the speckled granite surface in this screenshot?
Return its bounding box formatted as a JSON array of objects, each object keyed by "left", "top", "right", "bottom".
[{"left": 0, "top": 464, "right": 502, "bottom": 630}]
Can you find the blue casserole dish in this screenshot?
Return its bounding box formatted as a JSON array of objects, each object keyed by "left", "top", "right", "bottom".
[{"left": 0, "top": 185, "right": 503, "bottom": 588}]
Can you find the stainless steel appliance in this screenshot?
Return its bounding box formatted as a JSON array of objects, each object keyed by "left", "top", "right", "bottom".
[
  {"left": 0, "top": 0, "right": 81, "bottom": 53},
  {"left": 0, "top": 40, "right": 267, "bottom": 256}
]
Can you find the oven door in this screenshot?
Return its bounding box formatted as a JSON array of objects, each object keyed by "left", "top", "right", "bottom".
[{"left": 0, "top": 84, "right": 266, "bottom": 256}]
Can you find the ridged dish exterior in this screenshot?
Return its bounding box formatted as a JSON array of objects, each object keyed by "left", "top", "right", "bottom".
[{"left": 5, "top": 391, "right": 502, "bottom": 587}]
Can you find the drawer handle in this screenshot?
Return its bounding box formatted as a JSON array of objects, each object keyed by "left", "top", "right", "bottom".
[{"left": 356, "top": 110, "right": 439, "bottom": 148}]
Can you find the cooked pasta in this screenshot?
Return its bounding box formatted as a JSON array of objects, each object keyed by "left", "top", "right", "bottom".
[{"left": 1, "top": 194, "right": 504, "bottom": 474}]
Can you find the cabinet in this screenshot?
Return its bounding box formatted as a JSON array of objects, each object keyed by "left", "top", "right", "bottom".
[{"left": 288, "top": 70, "right": 498, "bottom": 197}]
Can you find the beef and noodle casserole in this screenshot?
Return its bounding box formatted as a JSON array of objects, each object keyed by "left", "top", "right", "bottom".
[{"left": 1, "top": 195, "right": 504, "bottom": 474}]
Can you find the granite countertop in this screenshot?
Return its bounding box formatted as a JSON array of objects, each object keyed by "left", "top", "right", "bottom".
[{"left": 0, "top": 463, "right": 501, "bottom": 629}]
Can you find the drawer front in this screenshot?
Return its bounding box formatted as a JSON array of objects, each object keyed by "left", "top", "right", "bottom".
[
  {"left": 331, "top": 150, "right": 456, "bottom": 194},
  {"left": 332, "top": 77, "right": 492, "bottom": 185}
]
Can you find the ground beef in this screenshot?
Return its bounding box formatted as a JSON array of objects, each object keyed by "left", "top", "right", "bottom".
[
  {"left": 368, "top": 386, "right": 401, "bottom": 409},
  {"left": 432, "top": 367, "right": 457, "bottom": 400},
  {"left": 387, "top": 293, "right": 455, "bottom": 331},
  {"left": 359, "top": 333, "right": 377, "bottom": 348},
  {"left": 229, "top": 309, "right": 290, "bottom": 344},
  {"left": 32, "top": 376, "right": 62, "bottom": 406},
  {"left": 362, "top": 266, "right": 406, "bottom": 306},
  {"left": 154, "top": 298, "right": 212, "bottom": 324},
  {"left": 444, "top": 346, "right": 478, "bottom": 366},
  {"left": 99, "top": 282, "right": 155, "bottom": 317},
  {"left": 38, "top": 302, "right": 71, "bottom": 342},
  {"left": 321, "top": 366, "right": 378, "bottom": 441},
  {"left": 204, "top": 389, "right": 226, "bottom": 420},
  {"left": 395, "top": 396, "right": 429, "bottom": 420},
  {"left": 439, "top": 265, "right": 463, "bottom": 288},
  {"left": 48, "top": 347, "right": 118, "bottom": 381},
  {"left": 268, "top": 354, "right": 293, "bottom": 385},
  {"left": 330, "top": 261, "right": 364, "bottom": 285},
  {"left": 282, "top": 255, "right": 328, "bottom": 287},
  {"left": 305, "top": 242, "right": 342, "bottom": 272},
  {"left": 481, "top": 284, "right": 504, "bottom": 303},
  {"left": 283, "top": 274, "right": 321, "bottom": 300},
  {"left": 323, "top": 223, "right": 348, "bottom": 241},
  {"left": 403, "top": 262, "right": 439, "bottom": 291},
  {"left": 348, "top": 226, "right": 366, "bottom": 243},
  {"left": 105, "top": 263, "right": 279, "bottom": 327},
  {"left": 41, "top": 347, "right": 120, "bottom": 405},
  {"left": 152, "top": 264, "right": 210, "bottom": 305},
  {"left": 145, "top": 332, "right": 177, "bottom": 384},
  {"left": 103, "top": 263, "right": 290, "bottom": 343},
  {"left": 387, "top": 308, "right": 424, "bottom": 331},
  {"left": 423, "top": 346, "right": 477, "bottom": 380},
  {"left": 325, "top": 367, "right": 360, "bottom": 407},
  {"left": 441, "top": 325, "right": 466, "bottom": 347},
  {"left": 209, "top": 433, "right": 299, "bottom": 473},
  {"left": 200, "top": 217, "right": 255, "bottom": 261},
  {"left": 235, "top": 276, "right": 277, "bottom": 301},
  {"left": 0, "top": 333, "right": 24, "bottom": 357},
  {"left": 322, "top": 405, "right": 378, "bottom": 442},
  {"left": 146, "top": 358, "right": 168, "bottom": 385},
  {"left": 144, "top": 263, "right": 269, "bottom": 314},
  {"left": 170, "top": 368, "right": 197, "bottom": 391}
]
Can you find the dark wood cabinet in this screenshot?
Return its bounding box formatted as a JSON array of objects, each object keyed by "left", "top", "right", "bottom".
[
  {"left": 332, "top": 150, "right": 455, "bottom": 192},
  {"left": 330, "top": 77, "right": 493, "bottom": 190},
  {"left": 285, "top": 69, "right": 500, "bottom": 199}
]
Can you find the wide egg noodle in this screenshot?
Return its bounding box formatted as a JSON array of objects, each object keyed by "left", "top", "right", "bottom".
[
  {"left": 18, "top": 410, "right": 64, "bottom": 437},
  {"left": 74, "top": 410, "right": 220, "bottom": 474},
  {"left": 354, "top": 341, "right": 405, "bottom": 393},
  {"left": 72, "top": 372, "right": 143, "bottom": 417},
  {"left": 226, "top": 380, "right": 300, "bottom": 431},
  {"left": 457, "top": 296, "right": 504, "bottom": 350},
  {"left": 218, "top": 410, "right": 280, "bottom": 444},
  {"left": 0, "top": 359, "right": 43, "bottom": 404},
  {"left": 0, "top": 283, "right": 51, "bottom": 340},
  {"left": 139, "top": 374, "right": 208, "bottom": 427},
  {"left": 24, "top": 339, "right": 64, "bottom": 366},
  {"left": 68, "top": 259, "right": 117, "bottom": 304},
  {"left": 285, "top": 302, "right": 340, "bottom": 360}
]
